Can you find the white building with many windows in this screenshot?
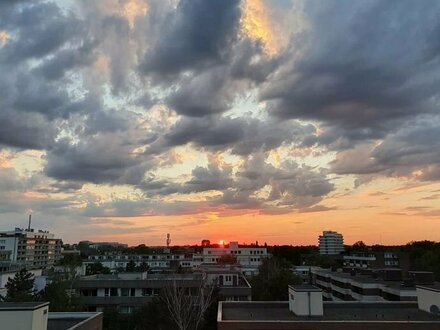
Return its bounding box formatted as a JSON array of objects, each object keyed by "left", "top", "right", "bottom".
[
  {"left": 196, "top": 241, "right": 269, "bottom": 275},
  {"left": 318, "top": 231, "right": 344, "bottom": 255},
  {"left": 0, "top": 228, "right": 62, "bottom": 269}
]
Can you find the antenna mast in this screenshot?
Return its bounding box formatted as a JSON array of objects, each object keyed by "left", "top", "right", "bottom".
[{"left": 28, "top": 214, "right": 32, "bottom": 231}]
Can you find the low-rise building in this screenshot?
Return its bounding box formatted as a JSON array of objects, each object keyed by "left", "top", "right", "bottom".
[
  {"left": 343, "top": 251, "right": 410, "bottom": 271},
  {"left": 311, "top": 268, "right": 436, "bottom": 302},
  {"left": 199, "top": 264, "right": 252, "bottom": 301},
  {"left": 82, "top": 252, "right": 193, "bottom": 274},
  {"left": 0, "top": 302, "right": 102, "bottom": 330},
  {"left": 196, "top": 242, "right": 269, "bottom": 274},
  {"left": 76, "top": 272, "right": 204, "bottom": 312},
  {"left": 217, "top": 285, "right": 440, "bottom": 330}
]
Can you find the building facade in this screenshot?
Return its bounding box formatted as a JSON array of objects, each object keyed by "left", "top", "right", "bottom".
[
  {"left": 0, "top": 228, "right": 62, "bottom": 269},
  {"left": 311, "top": 268, "right": 426, "bottom": 302},
  {"left": 76, "top": 272, "right": 204, "bottom": 313},
  {"left": 217, "top": 285, "right": 440, "bottom": 330},
  {"left": 196, "top": 242, "right": 269, "bottom": 273},
  {"left": 318, "top": 231, "right": 344, "bottom": 255},
  {"left": 343, "top": 251, "right": 410, "bottom": 271},
  {"left": 200, "top": 265, "right": 252, "bottom": 302}
]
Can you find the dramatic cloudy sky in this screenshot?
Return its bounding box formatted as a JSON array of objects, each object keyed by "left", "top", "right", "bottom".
[{"left": 1, "top": 0, "right": 440, "bottom": 245}]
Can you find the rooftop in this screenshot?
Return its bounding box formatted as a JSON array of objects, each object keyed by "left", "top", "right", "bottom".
[
  {"left": 289, "top": 284, "right": 322, "bottom": 292},
  {"left": 220, "top": 301, "right": 440, "bottom": 322},
  {"left": 48, "top": 312, "right": 102, "bottom": 330},
  {"left": 314, "top": 269, "right": 418, "bottom": 290},
  {"left": 0, "top": 302, "right": 49, "bottom": 310}
]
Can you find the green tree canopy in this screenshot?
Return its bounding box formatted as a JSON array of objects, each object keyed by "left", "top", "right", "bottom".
[
  {"left": 37, "top": 271, "right": 83, "bottom": 312},
  {"left": 250, "top": 258, "right": 302, "bottom": 301},
  {"left": 86, "top": 262, "right": 111, "bottom": 275},
  {"left": 5, "top": 268, "right": 36, "bottom": 302}
]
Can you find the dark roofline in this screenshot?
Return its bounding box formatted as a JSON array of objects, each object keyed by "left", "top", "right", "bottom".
[
  {"left": 289, "top": 285, "right": 322, "bottom": 292},
  {"left": 0, "top": 302, "right": 49, "bottom": 311},
  {"left": 417, "top": 285, "right": 440, "bottom": 293}
]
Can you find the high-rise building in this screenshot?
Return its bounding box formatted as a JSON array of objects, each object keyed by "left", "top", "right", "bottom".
[
  {"left": 0, "top": 227, "right": 62, "bottom": 269},
  {"left": 318, "top": 231, "right": 344, "bottom": 255}
]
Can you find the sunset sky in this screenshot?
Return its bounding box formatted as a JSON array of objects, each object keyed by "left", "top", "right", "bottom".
[{"left": 1, "top": 0, "right": 440, "bottom": 246}]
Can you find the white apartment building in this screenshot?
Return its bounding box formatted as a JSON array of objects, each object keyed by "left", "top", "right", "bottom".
[
  {"left": 82, "top": 252, "right": 193, "bottom": 275},
  {"left": 0, "top": 228, "right": 62, "bottom": 269},
  {"left": 198, "top": 242, "right": 269, "bottom": 269},
  {"left": 318, "top": 231, "right": 344, "bottom": 255}
]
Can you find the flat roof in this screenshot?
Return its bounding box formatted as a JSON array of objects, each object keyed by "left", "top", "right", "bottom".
[
  {"left": 48, "top": 312, "right": 102, "bottom": 330},
  {"left": 0, "top": 302, "right": 49, "bottom": 311},
  {"left": 314, "top": 269, "right": 416, "bottom": 290},
  {"left": 289, "top": 285, "right": 322, "bottom": 292},
  {"left": 220, "top": 301, "right": 440, "bottom": 322},
  {"left": 417, "top": 284, "right": 440, "bottom": 292}
]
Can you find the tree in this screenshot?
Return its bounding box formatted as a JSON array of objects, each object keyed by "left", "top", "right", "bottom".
[
  {"left": 37, "top": 270, "right": 83, "bottom": 312},
  {"left": 352, "top": 241, "right": 367, "bottom": 251},
  {"left": 136, "top": 262, "right": 149, "bottom": 272},
  {"left": 162, "top": 278, "right": 215, "bottom": 330},
  {"left": 86, "top": 262, "right": 111, "bottom": 275},
  {"left": 59, "top": 253, "right": 82, "bottom": 267},
  {"left": 250, "top": 257, "right": 302, "bottom": 301},
  {"left": 126, "top": 260, "right": 136, "bottom": 272},
  {"left": 132, "top": 297, "right": 176, "bottom": 330},
  {"left": 5, "top": 268, "right": 36, "bottom": 302}
]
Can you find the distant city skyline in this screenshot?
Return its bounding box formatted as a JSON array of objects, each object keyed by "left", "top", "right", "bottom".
[{"left": 1, "top": 1, "right": 440, "bottom": 245}]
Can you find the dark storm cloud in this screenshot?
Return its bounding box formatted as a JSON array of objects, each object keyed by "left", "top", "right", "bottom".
[
  {"left": 261, "top": 0, "right": 440, "bottom": 139},
  {"left": 167, "top": 67, "right": 237, "bottom": 117},
  {"left": 0, "top": 2, "right": 84, "bottom": 65},
  {"left": 331, "top": 117, "right": 440, "bottom": 180},
  {"left": 164, "top": 116, "right": 246, "bottom": 148},
  {"left": 141, "top": 0, "right": 241, "bottom": 77},
  {"left": 0, "top": 1, "right": 100, "bottom": 149},
  {"left": 140, "top": 153, "right": 334, "bottom": 212},
  {"left": 35, "top": 40, "right": 97, "bottom": 81},
  {"left": 44, "top": 136, "right": 152, "bottom": 185},
  {"left": 160, "top": 115, "right": 316, "bottom": 155},
  {"left": 140, "top": 161, "right": 233, "bottom": 197},
  {"left": 0, "top": 110, "right": 56, "bottom": 149}
]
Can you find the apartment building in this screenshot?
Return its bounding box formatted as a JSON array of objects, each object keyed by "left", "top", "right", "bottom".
[
  {"left": 0, "top": 228, "right": 62, "bottom": 269},
  {"left": 196, "top": 241, "right": 269, "bottom": 274},
  {"left": 318, "top": 231, "right": 344, "bottom": 255},
  {"left": 217, "top": 284, "right": 440, "bottom": 330},
  {"left": 82, "top": 252, "right": 193, "bottom": 274},
  {"left": 199, "top": 264, "right": 252, "bottom": 301},
  {"left": 343, "top": 251, "right": 410, "bottom": 271},
  {"left": 311, "top": 268, "right": 437, "bottom": 302},
  {"left": 76, "top": 272, "right": 204, "bottom": 313}
]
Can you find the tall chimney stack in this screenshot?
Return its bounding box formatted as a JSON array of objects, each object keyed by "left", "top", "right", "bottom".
[{"left": 28, "top": 214, "right": 32, "bottom": 231}]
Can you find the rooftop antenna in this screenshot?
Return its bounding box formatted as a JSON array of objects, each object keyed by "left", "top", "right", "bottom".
[
  {"left": 166, "top": 233, "right": 171, "bottom": 248},
  {"left": 28, "top": 214, "right": 32, "bottom": 231}
]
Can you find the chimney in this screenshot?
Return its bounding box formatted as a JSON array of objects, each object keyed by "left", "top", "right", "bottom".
[
  {"left": 28, "top": 214, "right": 32, "bottom": 231},
  {"left": 288, "top": 285, "right": 323, "bottom": 316}
]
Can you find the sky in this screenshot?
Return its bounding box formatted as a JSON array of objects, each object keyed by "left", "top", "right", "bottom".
[{"left": 1, "top": 0, "right": 440, "bottom": 246}]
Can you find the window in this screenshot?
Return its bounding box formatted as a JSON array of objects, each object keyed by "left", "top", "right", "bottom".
[
  {"left": 142, "top": 288, "right": 153, "bottom": 296},
  {"left": 119, "top": 288, "right": 135, "bottom": 297}
]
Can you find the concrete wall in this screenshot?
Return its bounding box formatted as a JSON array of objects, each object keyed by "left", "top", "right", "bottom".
[
  {"left": 0, "top": 307, "right": 48, "bottom": 330},
  {"left": 417, "top": 287, "right": 440, "bottom": 314}
]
